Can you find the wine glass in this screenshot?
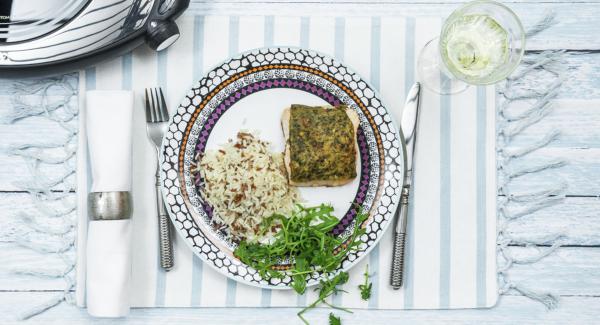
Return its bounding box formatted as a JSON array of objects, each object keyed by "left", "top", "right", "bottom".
[{"left": 418, "top": 0, "right": 525, "bottom": 95}]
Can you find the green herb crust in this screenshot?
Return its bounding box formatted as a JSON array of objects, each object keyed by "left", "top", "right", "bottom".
[{"left": 288, "top": 104, "right": 357, "bottom": 183}]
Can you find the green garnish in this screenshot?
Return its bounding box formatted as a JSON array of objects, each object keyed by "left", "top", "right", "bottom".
[
  {"left": 358, "top": 264, "right": 372, "bottom": 300},
  {"left": 328, "top": 312, "right": 341, "bottom": 325},
  {"left": 298, "top": 272, "right": 352, "bottom": 324},
  {"left": 234, "top": 204, "right": 368, "bottom": 295},
  {"left": 234, "top": 204, "right": 367, "bottom": 324}
]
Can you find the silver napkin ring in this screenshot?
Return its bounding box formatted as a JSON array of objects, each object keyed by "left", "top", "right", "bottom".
[{"left": 88, "top": 191, "right": 132, "bottom": 221}]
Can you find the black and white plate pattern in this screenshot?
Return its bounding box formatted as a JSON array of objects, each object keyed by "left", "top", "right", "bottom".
[{"left": 160, "top": 47, "right": 405, "bottom": 289}]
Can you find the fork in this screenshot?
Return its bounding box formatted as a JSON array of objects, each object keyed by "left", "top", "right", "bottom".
[{"left": 144, "top": 87, "right": 174, "bottom": 271}]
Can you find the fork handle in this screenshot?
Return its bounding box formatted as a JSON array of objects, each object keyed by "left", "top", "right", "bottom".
[{"left": 155, "top": 170, "right": 174, "bottom": 271}]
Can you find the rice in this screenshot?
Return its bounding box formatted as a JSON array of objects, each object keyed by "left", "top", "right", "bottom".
[{"left": 193, "top": 132, "right": 300, "bottom": 242}]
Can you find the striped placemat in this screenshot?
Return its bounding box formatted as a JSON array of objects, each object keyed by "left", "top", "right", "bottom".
[{"left": 75, "top": 14, "right": 497, "bottom": 309}]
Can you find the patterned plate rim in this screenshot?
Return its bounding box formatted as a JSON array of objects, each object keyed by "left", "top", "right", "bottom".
[{"left": 160, "top": 47, "right": 406, "bottom": 290}]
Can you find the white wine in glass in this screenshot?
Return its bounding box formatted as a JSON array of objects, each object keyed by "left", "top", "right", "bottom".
[{"left": 418, "top": 0, "right": 525, "bottom": 95}]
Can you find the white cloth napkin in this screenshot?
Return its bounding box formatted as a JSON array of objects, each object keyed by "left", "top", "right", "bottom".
[
  {"left": 84, "top": 90, "right": 134, "bottom": 317},
  {"left": 86, "top": 91, "right": 134, "bottom": 192},
  {"left": 86, "top": 219, "right": 132, "bottom": 317}
]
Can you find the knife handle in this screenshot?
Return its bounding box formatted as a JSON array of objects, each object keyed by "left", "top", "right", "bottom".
[
  {"left": 391, "top": 187, "right": 409, "bottom": 289},
  {"left": 390, "top": 231, "right": 406, "bottom": 289},
  {"left": 156, "top": 170, "right": 174, "bottom": 271}
]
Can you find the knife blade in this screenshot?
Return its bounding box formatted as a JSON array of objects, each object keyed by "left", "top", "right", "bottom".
[{"left": 390, "top": 82, "right": 421, "bottom": 289}]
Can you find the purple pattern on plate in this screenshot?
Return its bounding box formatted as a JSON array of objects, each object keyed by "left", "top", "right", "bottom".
[{"left": 194, "top": 78, "right": 370, "bottom": 236}]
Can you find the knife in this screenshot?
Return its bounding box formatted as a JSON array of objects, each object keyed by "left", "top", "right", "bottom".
[{"left": 390, "top": 82, "right": 421, "bottom": 289}]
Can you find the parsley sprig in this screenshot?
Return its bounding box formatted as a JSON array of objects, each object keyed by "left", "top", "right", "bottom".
[
  {"left": 328, "top": 313, "right": 341, "bottom": 325},
  {"left": 234, "top": 204, "right": 368, "bottom": 295},
  {"left": 358, "top": 264, "right": 373, "bottom": 300},
  {"left": 298, "top": 271, "right": 352, "bottom": 324}
]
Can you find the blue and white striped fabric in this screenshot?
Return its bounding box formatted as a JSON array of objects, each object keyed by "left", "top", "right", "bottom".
[{"left": 76, "top": 14, "right": 497, "bottom": 309}]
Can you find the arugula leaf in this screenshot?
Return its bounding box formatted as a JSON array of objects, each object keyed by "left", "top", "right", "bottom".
[
  {"left": 234, "top": 204, "right": 368, "bottom": 295},
  {"left": 233, "top": 205, "right": 368, "bottom": 324},
  {"left": 291, "top": 257, "right": 308, "bottom": 294},
  {"left": 318, "top": 272, "right": 349, "bottom": 300},
  {"left": 358, "top": 264, "right": 372, "bottom": 301},
  {"left": 298, "top": 271, "right": 352, "bottom": 325},
  {"left": 328, "top": 313, "right": 341, "bottom": 325}
]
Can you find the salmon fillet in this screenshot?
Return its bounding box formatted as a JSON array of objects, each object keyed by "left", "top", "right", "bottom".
[{"left": 281, "top": 104, "right": 359, "bottom": 187}]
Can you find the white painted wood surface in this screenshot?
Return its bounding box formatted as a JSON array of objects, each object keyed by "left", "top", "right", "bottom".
[
  {"left": 2, "top": 294, "right": 600, "bottom": 325},
  {"left": 1, "top": 0, "right": 599, "bottom": 324}
]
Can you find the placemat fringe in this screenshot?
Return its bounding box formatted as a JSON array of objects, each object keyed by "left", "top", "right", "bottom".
[
  {"left": 0, "top": 75, "right": 78, "bottom": 320},
  {"left": 497, "top": 235, "right": 564, "bottom": 309},
  {"left": 0, "top": 76, "right": 77, "bottom": 124},
  {"left": 17, "top": 294, "right": 66, "bottom": 321},
  {"left": 496, "top": 11, "right": 567, "bottom": 310},
  {"left": 499, "top": 130, "right": 560, "bottom": 159},
  {"left": 525, "top": 10, "right": 558, "bottom": 39}
]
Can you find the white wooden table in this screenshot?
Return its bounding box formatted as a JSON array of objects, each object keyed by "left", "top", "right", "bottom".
[{"left": 1, "top": 1, "right": 600, "bottom": 323}]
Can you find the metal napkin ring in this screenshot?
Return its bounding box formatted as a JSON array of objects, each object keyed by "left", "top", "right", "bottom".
[{"left": 88, "top": 191, "right": 132, "bottom": 221}]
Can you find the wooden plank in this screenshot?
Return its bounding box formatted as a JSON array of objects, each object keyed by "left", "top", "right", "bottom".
[
  {"left": 0, "top": 113, "right": 71, "bottom": 146},
  {"left": 4, "top": 145, "right": 597, "bottom": 195},
  {"left": 533, "top": 54, "right": 600, "bottom": 101},
  {"left": 1, "top": 42, "right": 599, "bottom": 195},
  {"left": 0, "top": 90, "right": 77, "bottom": 192},
  {"left": 185, "top": 2, "right": 600, "bottom": 51},
  {"left": 505, "top": 99, "right": 600, "bottom": 148},
  {"left": 0, "top": 155, "right": 75, "bottom": 192},
  {"left": 0, "top": 192, "right": 74, "bottom": 292},
  {"left": 0, "top": 25, "right": 598, "bottom": 194},
  {"left": 3, "top": 96, "right": 600, "bottom": 195},
  {"left": 505, "top": 197, "right": 600, "bottom": 246},
  {"left": 0, "top": 292, "right": 599, "bottom": 324},
  {"left": 505, "top": 146, "right": 600, "bottom": 195},
  {"left": 506, "top": 247, "right": 600, "bottom": 297},
  {"left": 5, "top": 56, "right": 600, "bottom": 150},
  {"left": 0, "top": 244, "right": 70, "bottom": 292},
  {"left": 1, "top": 191, "right": 598, "bottom": 297}
]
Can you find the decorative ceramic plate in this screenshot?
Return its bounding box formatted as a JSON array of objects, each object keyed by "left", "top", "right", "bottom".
[{"left": 160, "top": 47, "right": 405, "bottom": 289}]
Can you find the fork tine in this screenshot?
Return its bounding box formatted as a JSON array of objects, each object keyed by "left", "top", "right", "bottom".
[
  {"left": 144, "top": 88, "right": 152, "bottom": 122},
  {"left": 153, "top": 88, "right": 162, "bottom": 122},
  {"left": 158, "top": 88, "right": 169, "bottom": 122},
  {"left": 150, "top": 88, "right": 158, "bottom": 122}
]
